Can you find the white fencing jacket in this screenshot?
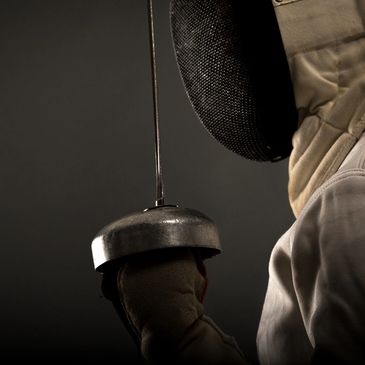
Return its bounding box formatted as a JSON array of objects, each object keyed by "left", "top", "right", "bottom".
[
  {"left": 257, "top": 1, "right": 365, "bottom": 364},
  {"left": 257, "top": 131, "right": 365, "bottom": 364}
]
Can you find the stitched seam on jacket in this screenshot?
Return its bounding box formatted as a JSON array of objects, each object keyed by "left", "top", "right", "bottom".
[{"left": 286, "top": 31, "right": 365, "bottom": 59}]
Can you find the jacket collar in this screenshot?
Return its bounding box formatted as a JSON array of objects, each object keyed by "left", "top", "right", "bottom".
[{"left": 274, "top": 0, "right": 365, "bottom": 217}]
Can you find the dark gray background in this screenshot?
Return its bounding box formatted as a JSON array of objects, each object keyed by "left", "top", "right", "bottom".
[{"left": 0, "top": 0, "right": 295, "bottom": 363}]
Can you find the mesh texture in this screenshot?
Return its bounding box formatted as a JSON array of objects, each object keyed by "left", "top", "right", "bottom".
[{"left": 170, "top": 0, "right": 298, "bottom": 162}]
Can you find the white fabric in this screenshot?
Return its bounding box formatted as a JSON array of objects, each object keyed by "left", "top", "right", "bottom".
[
  {"left": 274, "top": 0, "right": 365, "bottom": 217},
  {"left": 257, "top": 131, "right": 365, "bottom": 364},
  {"left": 256, "top": 1, "right": 365, "bottom": 363}
]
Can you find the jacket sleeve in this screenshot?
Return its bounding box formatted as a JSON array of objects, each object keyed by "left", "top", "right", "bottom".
[{"left": 291, "top": 171, "right": 365, "bottom": 364}]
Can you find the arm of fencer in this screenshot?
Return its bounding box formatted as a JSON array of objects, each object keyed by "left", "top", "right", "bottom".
[
  {"left": 291, "top": 172, "right": 365, "bottom": 364},
  {"left": 103, "top": 248, "right": 250, "bottom": 365}
]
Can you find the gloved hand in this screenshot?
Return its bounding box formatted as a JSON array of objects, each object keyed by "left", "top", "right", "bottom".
[{"left": 101, "top": 247, "right": 208, "bottom": 363}]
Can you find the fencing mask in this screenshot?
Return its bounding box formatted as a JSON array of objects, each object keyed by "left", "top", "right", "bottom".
[{"left": 170, "top": 0, "right": 298, "bottom": 162}]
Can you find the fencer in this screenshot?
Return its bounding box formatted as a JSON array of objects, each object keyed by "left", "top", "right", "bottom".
[{"left": 96, "top": 1, "right": 365, "bottom": 364}]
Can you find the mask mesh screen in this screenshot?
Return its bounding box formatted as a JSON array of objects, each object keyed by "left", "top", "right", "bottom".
[{"left": 170, "top": 0, "right": 297, "bottom": 162}]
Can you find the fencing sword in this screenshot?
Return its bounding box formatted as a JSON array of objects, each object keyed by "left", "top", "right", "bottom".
[{"left": 91, "top": 0, "right": 221, "bottom": 273}]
